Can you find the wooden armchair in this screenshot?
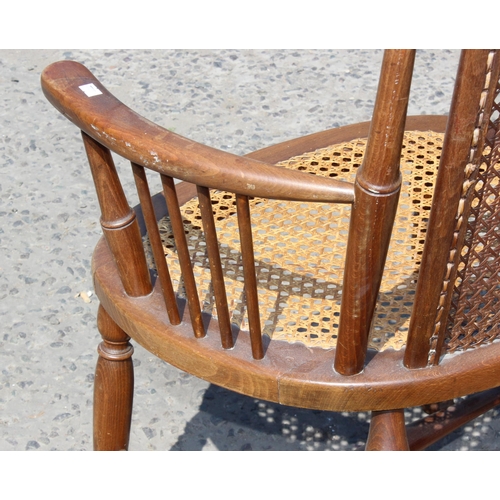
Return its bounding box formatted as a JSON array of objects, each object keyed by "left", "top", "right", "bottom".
[{"left": 41, "top": 50, "right": 500, "bottom": 451}]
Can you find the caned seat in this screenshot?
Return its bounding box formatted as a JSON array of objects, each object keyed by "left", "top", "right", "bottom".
[
  {"left": 153, "top": 131, "right": 444, "bottom": 352},
  {"left": 42, "top": 50, "right": 500, "bottom": 450}
]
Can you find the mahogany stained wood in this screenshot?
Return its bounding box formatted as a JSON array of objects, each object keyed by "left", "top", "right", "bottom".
[
  {"left": 82, "top": 132, "right": 152, "bottom": 298},
  {"left": 93, "top": 235, "right": 500, "bottom": 412},
  {"left": 335, "top": 50, "right": 415, "bottom": 375},
  {"left": 41, "top": 61, "right": 355, "bottom": 205},
  {"left": 161, "top": 175, "right": 205, "bottom": 338},
  {"left": 132, "top": 163, "right": 181, "bottom": 325},
  {"left": 248, "top": 115, "right": 448, "bottom": 164},
  {"left": 407, "top": 387, "right": 500, "bottom": 451},
  {"left": 405, "top": 50, "right": 500, "bottom": 368},
  {"left": 197, "top": 185, "right": 234, "bottom": 349},
  {"left": 365, "top": 410, "right": 409, "bottom": 451},
  {"left": 94, "top": 305, "right": 134, "bottom": 451},
  {"left": 42, "top": 51, "right": 500, "bottom": 451},
  {"left": 236, "top": 194, "right": 264, "bottom": 360}
]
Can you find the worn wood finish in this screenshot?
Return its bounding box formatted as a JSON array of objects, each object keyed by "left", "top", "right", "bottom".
[
  {"left": 236, "top": 194, "right": 264, "bottom": 359},
  {"left": 158, "top": 116, "right": 449, "bottom": 214},
  {"left": 132, "top": 163, "right": 181, "bottom": 325},
  {"left": 366, "top": 410, "right": 409, "bottom": 451},
  {"left": 92, "top": 235, "right": 500, "bottom": 412},
  {"left": 335, "top": 50, "right": 415, "bottom": 375},
  {"left": 94, "top": 305, "right": 134, "bottom": 451},
  {"left": 161, "top": 175, "right": 205, "bottom": 338},
  {"left": 405, "top": 50, "right": 500, "bottom": 368},
  {"left": 197, "top": 185, "right": 233, "bottom": 349},
  {"left": 82, "top": 132, "right": 152, "bottom": 297},
  {"left": 43, "top": 52, "right": 500, "bottom": 451},
  {"left": 41, "top": 61, "right": 354, "bottom": 205},
  {"left": 140, "top": 115, "right": 449, "bottom": 233}
]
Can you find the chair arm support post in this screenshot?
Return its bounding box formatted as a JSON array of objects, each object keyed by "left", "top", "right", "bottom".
[
  {"left": 82, "top": 132, "right": 152, "bottom": 297},
  {"left": 335, "top": 50, "right": 415, "bottom": 375},
  {"left": 335, "top": 184, "right": 401, "bottom": 375}
]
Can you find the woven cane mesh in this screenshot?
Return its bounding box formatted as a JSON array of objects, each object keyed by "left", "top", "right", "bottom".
[
  {"left": 446, "top": 75, "right": 500, "bottom": 353},
  {"left": 148, "top": 131, "right": 444, "bottom": 351}
]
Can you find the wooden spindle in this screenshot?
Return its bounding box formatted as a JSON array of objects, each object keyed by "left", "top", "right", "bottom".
[
  {"left": 161, "top": 174, "right": 205, "bottom": 338},
  {"left": 82, "top": 132, "right": 152, "bottom": 297},
  {"left": 334, "top": 50, "right": 415, "bottom": 376},
  {"left": 197, "top": 186, "right": 234, "bottom": 349},
  {"left": 236, "top": 194, "right": 264, "bottom": 360},
  {"left": 132, "top": 163, "right": 181, "bottom": 325}
]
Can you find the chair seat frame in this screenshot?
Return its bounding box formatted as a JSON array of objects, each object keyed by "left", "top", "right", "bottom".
[{"left": 93, "top": 117, "right": 500, "bottom": 413}]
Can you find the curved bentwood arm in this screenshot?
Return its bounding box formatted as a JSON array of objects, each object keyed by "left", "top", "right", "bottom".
[
  {"left": 41, "top": 61, "right": 354, "bottom": 205},
  {"left": 41, "top": 60, "right": 354, "bottom": 362}
]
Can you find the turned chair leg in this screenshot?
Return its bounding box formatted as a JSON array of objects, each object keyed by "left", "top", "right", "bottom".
[
  {"left": 365, "top": 409, "right": 409, "bottom": 451},
  {"left": 93, "top": 304, "right": 134, "bottom": 451}
]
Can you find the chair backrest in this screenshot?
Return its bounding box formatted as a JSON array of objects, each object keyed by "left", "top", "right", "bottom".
[
  {"left": 41, "top": 50, "right": 500, "bottom": 378},
  {"left": 405, "top": 50, "right": 500, "bottom": 368}
]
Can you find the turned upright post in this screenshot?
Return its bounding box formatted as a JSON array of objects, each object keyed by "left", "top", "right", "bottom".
[
  {"left": 334, "top": 50, "right": 415, "bottom": 376},
  {"left": 94, "top": 305, "right": 134, "bottom": 450},
  {"left": 82, "top": 132, "right": 152, "bottom": 297},
  {"left": 82, "top": 132, "right": 152, "bottom": 450}
]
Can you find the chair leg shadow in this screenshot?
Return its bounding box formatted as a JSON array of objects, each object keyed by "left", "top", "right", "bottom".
[
  {"left": 169, "top": 383, "right": 370, "bottom": 451},
  {"left": 169, "top": 385, "right": 500, "bottom": 450}
]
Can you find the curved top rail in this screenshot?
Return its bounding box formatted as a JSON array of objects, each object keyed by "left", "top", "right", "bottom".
[{"left": 41, "top": 61, "right": 354, "bottom": 204}]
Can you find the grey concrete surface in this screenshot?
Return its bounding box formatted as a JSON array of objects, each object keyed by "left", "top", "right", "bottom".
[{"left": 1, "top": 49, "right": 499, "bottom": 451}]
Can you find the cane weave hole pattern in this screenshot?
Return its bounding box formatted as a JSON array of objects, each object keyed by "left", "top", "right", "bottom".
[
  {"left": 447, "top": 73, "right": 500, "bottom": 353},
  {"left": 148, "top": 131, "right": 443, "bottom": 351}
]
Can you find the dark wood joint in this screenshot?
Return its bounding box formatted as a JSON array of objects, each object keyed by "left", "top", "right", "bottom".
[
  {"left": 100, "top": 209, "right": 137, "bottom": 230},
  {"left": 94, "top": 305, "right": 134, "bottom": 451},
  {"left": 97, "top": 340, "right": 134, "bottom": 362}
]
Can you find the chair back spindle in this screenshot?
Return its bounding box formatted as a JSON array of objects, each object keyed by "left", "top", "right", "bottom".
[
  {"left": 196, "top": 185, "right": 235, "bottom": 349},
  {"left": 236, "top": 194, "right": 264, "bottom": 360},
  {"left": 161, "top": 175, "right": 205, "bottom": 338},
  {"left": 131, "top": 162, "right": 181, "bottom": 325}
]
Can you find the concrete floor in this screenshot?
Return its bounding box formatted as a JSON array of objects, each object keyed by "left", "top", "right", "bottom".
[{"left": 1, "top": 49, "right": 499, "bottom": 451}]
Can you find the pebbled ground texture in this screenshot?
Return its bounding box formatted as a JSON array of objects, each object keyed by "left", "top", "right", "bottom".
[{"left": 1, "top": 49, "right": 499, "bottom": 451}]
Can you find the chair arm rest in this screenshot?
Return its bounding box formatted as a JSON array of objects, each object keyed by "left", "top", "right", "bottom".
[{"left": 41, "top": 61, "right": 354, "bottom": 204}]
